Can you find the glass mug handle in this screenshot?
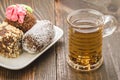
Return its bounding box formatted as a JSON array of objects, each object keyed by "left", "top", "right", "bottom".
[{"left": 103, "top": 15, "right": 117, "bottom": 37}]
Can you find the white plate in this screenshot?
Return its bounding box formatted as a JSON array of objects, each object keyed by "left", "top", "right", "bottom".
[{"left": 0, "top": 26, "right": 63, "bottom": 70}]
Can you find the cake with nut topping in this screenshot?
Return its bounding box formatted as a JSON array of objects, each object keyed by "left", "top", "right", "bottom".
[{"left": 0, "top": 22, "right": 23, "bottom": 58}]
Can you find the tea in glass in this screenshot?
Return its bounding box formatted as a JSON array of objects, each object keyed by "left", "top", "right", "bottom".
[{"left": 67, "top": 9, "right": 117, "bottom": 71}]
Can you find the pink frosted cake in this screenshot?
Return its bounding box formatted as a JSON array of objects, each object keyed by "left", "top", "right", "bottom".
[{"left": 5, "top": 4, "right": 36, "bottom": 33}]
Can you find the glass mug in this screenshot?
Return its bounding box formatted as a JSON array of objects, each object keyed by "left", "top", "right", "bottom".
[{"left": 67, "top": 9, "right": 117, "bottom": 71}]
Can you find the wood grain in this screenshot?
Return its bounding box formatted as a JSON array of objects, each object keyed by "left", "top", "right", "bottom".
[
  {"left": 0, "top": 0, "right": 120, "bottom": 80},
  {"left": 55, "top": 0, "right": 68, "bottom": 80},
  {"left": 55, "top": 0, "right": 120, "bottom": 80}
]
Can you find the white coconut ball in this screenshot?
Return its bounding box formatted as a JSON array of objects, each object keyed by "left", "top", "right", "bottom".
[{"left": 22, "top": 20, "right": 55, "bottom": 53}]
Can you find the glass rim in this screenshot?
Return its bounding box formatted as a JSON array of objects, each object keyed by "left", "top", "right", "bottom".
[{"left": 66, "top": 8, "right": 104, "bottom": 28}]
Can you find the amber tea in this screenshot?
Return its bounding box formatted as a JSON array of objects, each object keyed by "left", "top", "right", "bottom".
[
  {"left": 68, "top": 20, "right": 103, "bottom": 71},
  {"left": 67, "top": 9, "right": 117, "bottom": 71}
]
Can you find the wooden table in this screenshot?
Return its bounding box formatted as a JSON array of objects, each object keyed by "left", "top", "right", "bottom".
[{"left": 0, "top": 0, "right": 120, "bottom": 80}]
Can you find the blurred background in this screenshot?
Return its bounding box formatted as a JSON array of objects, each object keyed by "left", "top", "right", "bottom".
[{"left": 61, "top": 0, "right": 120, "bottom": 22}]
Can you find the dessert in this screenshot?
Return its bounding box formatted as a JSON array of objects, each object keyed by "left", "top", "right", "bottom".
[
  {"left": 0, "top": 22, "right": 23, "bottom": 58},
  {"left": 0, "top": 4, "right": 55, "bottom": 57},
  {"left": 22, "top": 20, "right": 55, "bottom": 53},
  {"left": 5, "top": 4, "right": 36, "bottom": 33}
]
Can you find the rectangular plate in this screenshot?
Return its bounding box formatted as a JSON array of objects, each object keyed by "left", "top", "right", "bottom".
[{"left": 0, "top": 26, "right": 63, "bottom": 70}]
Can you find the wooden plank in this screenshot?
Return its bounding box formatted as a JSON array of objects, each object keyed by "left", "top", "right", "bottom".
[
  {"left": 102, "top": 38, "right": 118, "bottom": 80},
  {"left": 55, "top": 0, "right": 68, "bottom": 80},
  {"left": 104, "top": 32, "right": 120, "bottom": 80},
  {"left": 0, "top": 0, "right": 56, "bottom": 80},
  {"left": 32, "top": 0, "right": 56, "bottom": 80},
  {"left": 55, "top": 0, "right": 119, "bottom": 80},
  {"left": 0, "top": 65, "right": 36, "bottom": 80}
]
